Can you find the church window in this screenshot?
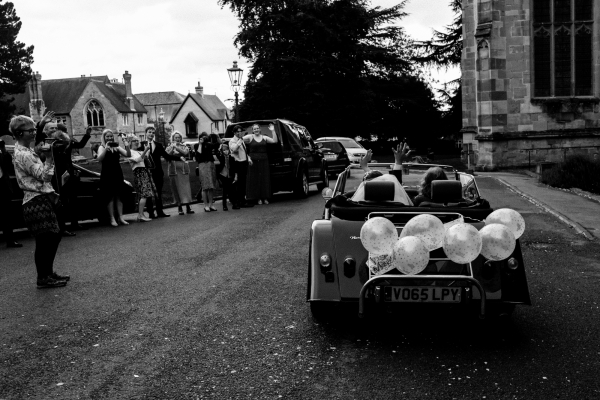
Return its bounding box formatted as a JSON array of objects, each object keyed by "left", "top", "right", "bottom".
[
  {"left": 85, "top": 100, "right": 105, "bottom": 127},
  {"left": 533, "top": 0, "right": 593, "bottom": 97}
]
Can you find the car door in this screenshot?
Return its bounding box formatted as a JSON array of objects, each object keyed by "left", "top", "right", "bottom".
[{"left": 296, "top": 126, "right": 321, "bottom": 180}]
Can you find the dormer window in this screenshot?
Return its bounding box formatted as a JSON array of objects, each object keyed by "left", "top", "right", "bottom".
[{"left": 86, "top": 100, "right": 105, "bottom": 126}]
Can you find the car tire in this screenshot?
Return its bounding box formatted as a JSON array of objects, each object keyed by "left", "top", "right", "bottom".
[
  {"left": 294, "top": 170, "right": 309, "bottom": 198},
  {"left": 317, "top": 166, "right": 329, "bottom": 191}
]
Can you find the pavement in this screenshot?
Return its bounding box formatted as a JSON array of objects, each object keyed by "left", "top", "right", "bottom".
[{"left": 476, "top": 171, "right": 600, "bottom": 241}]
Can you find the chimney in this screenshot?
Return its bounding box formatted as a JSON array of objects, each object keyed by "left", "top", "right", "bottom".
[
  {"left": 123, "top": 70, "right": 135, "bottom": 111},
  {"left": 28, "top": 71, "right": 46, "bottom": 122},
  {"left": 195, "top": 81, "right": 204, "bottom": 97}
]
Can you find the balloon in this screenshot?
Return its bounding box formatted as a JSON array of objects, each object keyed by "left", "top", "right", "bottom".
[
  {"left": 485, "top": 208, "right": 526, "bottom": 239},
  {"left": 443, "top": 215, "right": 464, "bottom": 232},
  {"left": 443, "top": 223, "right": 482, "bottom": 264},
  {"left": 367, "top": 252, "right": 396, "bottom": 276},
  {"left": 321, "top": 187, "right": 333, "bottom": 199},
  {"left": 392, "top": 236, "right": 430, "bottom": 275},
  {"left": 400, "top": 214, "right": 445, "bottom": 251},
  {"left": 480, "top": 223, "right": 516, "bottom": 261},
  {"left": 360, "top": 217, "right": 398, "bottom": 255}
]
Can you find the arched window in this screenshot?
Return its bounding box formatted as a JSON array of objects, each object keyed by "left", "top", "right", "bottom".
[{"left": 86, "top": 100, "right": 105, "bottom": 127}]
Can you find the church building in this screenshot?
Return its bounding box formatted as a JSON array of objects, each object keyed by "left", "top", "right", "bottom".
[{"left": 461, "top": 0, "right": 600, "bottom": 169}]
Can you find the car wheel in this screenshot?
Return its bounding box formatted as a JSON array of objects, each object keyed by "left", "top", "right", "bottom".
[
  {"left": 294, "top": 170, "right": 309, "bottom": 198},
  {"left": 317, "top": 166, "right": 329, "bottom": 191}
]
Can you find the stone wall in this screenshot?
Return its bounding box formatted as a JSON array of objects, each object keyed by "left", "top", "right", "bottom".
[{"left": 461, "top": 0, "right": 600, "bottom": 169}]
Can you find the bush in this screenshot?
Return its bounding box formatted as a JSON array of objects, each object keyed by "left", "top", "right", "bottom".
[{"left": 540, "top": 154, "right": 600, "bottom": 194}]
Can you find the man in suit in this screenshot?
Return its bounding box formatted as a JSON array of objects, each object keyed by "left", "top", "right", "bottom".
[
  {"left": 145, "top": 127, "right": 179, "bottom": 218},
  {"left": 0, "top": 137, "right": 22, "bottom": 248}
]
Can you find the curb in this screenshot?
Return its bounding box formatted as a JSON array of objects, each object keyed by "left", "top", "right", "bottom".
[
  {"left": 493, "top": 177, "right": 595, "bottom": 241},
  {"left": 521, "top": 170, "right": 600, "bottom": 206}
]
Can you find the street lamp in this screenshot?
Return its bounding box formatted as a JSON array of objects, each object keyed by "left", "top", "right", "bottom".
[{"left": 227, "top": 61, "right": 244, "bottom": 122}]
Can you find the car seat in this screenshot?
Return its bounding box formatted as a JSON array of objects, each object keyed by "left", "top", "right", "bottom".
[{"left": 364, "top": 180, "right": 395, "bottom": 202}]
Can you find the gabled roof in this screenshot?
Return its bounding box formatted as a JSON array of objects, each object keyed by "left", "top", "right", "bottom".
[
  {"left": 134, "top": 91, "right": 185, "bottom": 106},
  {"left": 11, "top": 76, "right": 147, "bottom": 115},
  {"left": 170, "top": 93, "right": 230, "bottom": 123}
]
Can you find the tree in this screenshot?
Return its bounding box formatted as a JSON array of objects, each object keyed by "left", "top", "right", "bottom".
[
  {"left": 220, "top": 0, "right": 442, "bottom": 142},
  {"left": 0, "top": 1, "right": 34, "bottom": 133}
]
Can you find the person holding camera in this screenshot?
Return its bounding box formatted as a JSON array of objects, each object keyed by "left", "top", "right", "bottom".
[
  {"left": 194, "top": 132, "right": 221, "bottom": 212},
  {"left": 165, "top": 131, "right": 194, "bottom": 215},
  {"left": 144, "top": 127, "right": 180, "bottom": 218},
  {"left": 228, "top": 126, "right": 252, "bottom": 209},
  {"left": 98, "top": 129, "right": 131, "bottom": 227},
  {"left": 0, "top": 137, "right": 22, "bottom": 248},
  {"left": 127, "top": 135, "right": 158, "bottom": 222},
  {"left": 9, "top": 115, "right": 69, "bottom": 288},
  {"left": 215, "top": 142, "right": 238, "bottom": 211}
]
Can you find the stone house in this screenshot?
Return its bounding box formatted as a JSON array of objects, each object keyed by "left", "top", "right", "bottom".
[
  {"left": 461, "top": 0, "right": 600, "bottom": 169},
  {"left": 134, "top": 91, "right": 185, "bottom": 125},
  {"left": 10, "top": 71, "right": 148, "bottom": 158},
  {"left": 169, "top": 82, "right": 231, "bottom": 142}
]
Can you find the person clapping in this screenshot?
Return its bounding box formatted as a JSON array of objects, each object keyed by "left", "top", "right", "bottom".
[
  {"left": 165, "top": 131, "right": 194, "bottom": 215},
  {"left": 126, "top": 135, "right": 158, "bottom": 222},
  {"left": 97, "top": 129, "right": 131, "bottom": 226}
]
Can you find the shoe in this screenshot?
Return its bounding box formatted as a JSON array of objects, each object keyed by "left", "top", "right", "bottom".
[
  {"left": 37, "top": 277, "right": 67, "bottom": 289},
  {"left": 209, "top": 206, "right": 218, "bottom": 212},
  {"left": 110, "top": 219, "right": 118, "bottom": 227},
  {"left": 6, "top": 241, "right": 23, "bottom": 248},
  {"left": 204, "top": 207, "right": 211, "bottom": 212},
  {"left": 51, "top": 272, "right": 70, "bottom": 282},
  {"left": 70, "top": 224, "right": 87, "bottom": 231},
  {"left": 186, "top": 207, "right": 195, "bottom": 214},
  {"left": 118, "top": 218, "right": 129, "bottom": 226},
  {"left": 257, "top": 200, "right": 263, "bottom": 205},
  {"left": 136, "top": 216, "right": 152, "bottom": 222},
  {"left": 263, "top": 199, "right": 269, "bottom": 205},
  {"left": 148, "top": 213, "right": 158, "bottom": 219},
  {"left": 157, "top": 213, "right": 170, "bottom": 218},
  {"left": 178, "top": 208, "right": 184, "bottom": 216},
  {"left": 223, "top": 206, "right": 229, "bottom": 211},
  {"left": 61, "top": 230, "right": 76, "bottom": 237}
]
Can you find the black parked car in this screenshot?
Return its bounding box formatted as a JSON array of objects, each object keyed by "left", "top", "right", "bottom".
[
  {"left": 224, "top": 119, "right": 329, "bottom": 197},
  {"left": 6, "top": 146, "right": 136, "bottom": 228},
  {"left": 316, "top": 140, "right": 350, "bottom": 178}
]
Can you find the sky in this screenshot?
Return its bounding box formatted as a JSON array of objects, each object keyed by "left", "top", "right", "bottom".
[{"left": 14, "top": 0, "right": 460, "bottom": 108}]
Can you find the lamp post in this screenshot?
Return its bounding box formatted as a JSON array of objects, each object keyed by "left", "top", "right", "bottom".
[{"left": 227, "top": 61, "right": 244, "bottom": 123}]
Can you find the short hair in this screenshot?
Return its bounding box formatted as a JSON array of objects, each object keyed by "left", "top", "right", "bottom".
[
  {"left": 363, "top": 170, "right": 383, "bottom": 181},
  {"left": 252, "top": 123, "right": 261, "bottom": 130},
  {"left": 8, "top": 115, "right": 35, "bottom": 135},
  {"left": 170, "top": 131, "right": 183, "bottom": 142},
  {"left": 43, "top": 122, "right": 57, "bottom": 133},
  {"left": 145, "top": 126, "right": 155, "bottom": 133}
]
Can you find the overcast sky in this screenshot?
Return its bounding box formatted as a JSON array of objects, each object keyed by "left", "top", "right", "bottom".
[{"left": 14, "top": 0, "right": 460, "bottom": 108}]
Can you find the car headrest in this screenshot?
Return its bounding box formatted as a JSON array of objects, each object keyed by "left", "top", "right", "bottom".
[
  {"left": 364, "top": 180, "right": 395, "bottom": 202},
  {"left": 431, "top": 180, "right": 463, "bottom": 203}
]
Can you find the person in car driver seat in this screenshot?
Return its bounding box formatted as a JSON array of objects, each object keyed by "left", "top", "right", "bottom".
[{"left": 351, "top": 143, "right": 414, "bottom": 205}]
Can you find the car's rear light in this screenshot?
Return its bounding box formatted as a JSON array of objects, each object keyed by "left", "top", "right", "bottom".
[
  {"left": 506, "top": 257, "right": 519, "bottom": 270},
  {"left": 343, "top": 257, "right": 356, "bottom": 278},
  {"left": 320, "top": 254, "right": 331, "bottom": 270}
]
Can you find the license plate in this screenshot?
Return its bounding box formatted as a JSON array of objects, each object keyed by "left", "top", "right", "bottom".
[
  {"left": 325, "top": 154, "right": 337, "bottom": 160},
  {"left": 384, "top": 286, "right": 462, "bottom": 303}
]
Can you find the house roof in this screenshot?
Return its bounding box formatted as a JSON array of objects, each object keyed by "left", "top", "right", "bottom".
[
  {"left": 134, "top": 91, "right": 185, "bottom": 106},
  {"left": 11, "top": 75, "right": 147, "bottom": 115},
  {"left": 170, "top": 93, "right": 230, "bottom": 123}
]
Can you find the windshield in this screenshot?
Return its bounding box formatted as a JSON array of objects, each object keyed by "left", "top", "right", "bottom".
[
  {"left": 320, "top": 142, "right": 343, "bottom": 153},
  {"left": 339, "top": 139, "right": 362, "bottom": 149}
]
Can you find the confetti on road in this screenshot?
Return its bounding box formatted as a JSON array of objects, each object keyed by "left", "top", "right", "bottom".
[{"left": 56, "top": 382, "right": 64, "bottom": 386}]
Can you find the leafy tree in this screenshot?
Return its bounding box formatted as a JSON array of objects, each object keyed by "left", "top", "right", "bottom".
[
  {"left": 220, "top": 0, "right": 442, "bottom": 142},
  {"left": 0, "top": 1, "right": 34, "bottom": 135}
]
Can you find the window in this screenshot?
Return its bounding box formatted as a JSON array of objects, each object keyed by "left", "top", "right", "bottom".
[
  {"left": 85, "top": 100, "right": 105, "bottom": 127},
  {"left": 122, "top": 114, "right": 129, "bottom": 126},
  {"left": 137, "top": 113, "right": 143, "bottom": 124},
  {"left": 53, "top": 116, "right": 67, "bottom": 125},
  {"left": 533, "top": 0, "right": 593, "bottom": 97}
]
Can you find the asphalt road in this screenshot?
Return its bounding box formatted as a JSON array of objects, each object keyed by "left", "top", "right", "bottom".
[{"left": 1, "top": 172, "right": 599, "bottom": 399}]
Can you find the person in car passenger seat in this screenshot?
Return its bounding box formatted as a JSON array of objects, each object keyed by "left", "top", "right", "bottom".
[{"left": 412, "top": 167, "right": 448, "bottom": 206}]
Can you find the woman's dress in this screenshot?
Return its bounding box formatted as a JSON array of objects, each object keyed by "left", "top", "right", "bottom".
[
  {"left": 246, "top": 137, "right": 271, "bottom": 201},
  {"left": 167, "top": 145, "right": 192, "bottom": 205},
  {"left": 129, "top": 150, "right": 158, "bottom": 201},
  {"left": 100, "top": 148, "right": 125, "bottom": 202},
  {"left": 194, "top": 142, "right": 217, "bottom": 190}
]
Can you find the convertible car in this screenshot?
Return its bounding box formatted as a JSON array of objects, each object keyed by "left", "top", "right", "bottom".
[{"left": 307, "top": 163, "right": 531, "bottom": 320}]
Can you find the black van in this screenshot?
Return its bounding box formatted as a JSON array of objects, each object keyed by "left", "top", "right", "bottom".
[{"left": 224, "top": 119, "right": 329, "bottom": 197}]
